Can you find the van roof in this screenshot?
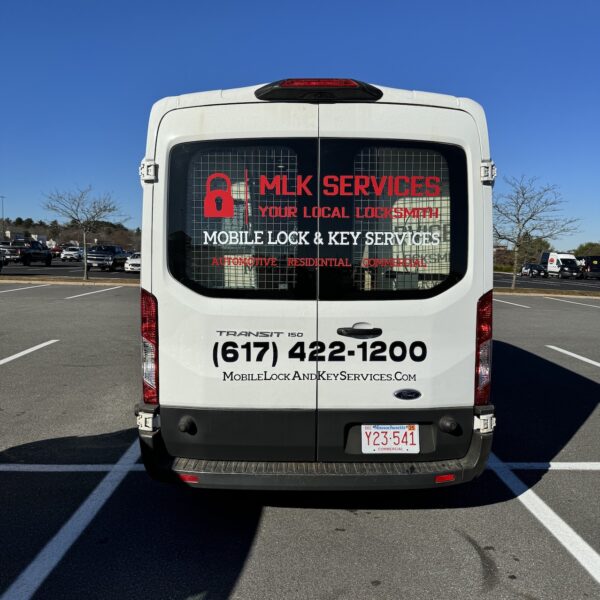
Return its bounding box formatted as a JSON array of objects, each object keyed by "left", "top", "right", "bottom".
[{"left": 145, "top": 82, "right": 490, "bottom": 158}]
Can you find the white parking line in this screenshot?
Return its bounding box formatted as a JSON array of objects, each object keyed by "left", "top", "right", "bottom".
[
  {"left": 1, "top": 461, "right": 599, "bottom": 473},
  {"left": 64, "top": 286, "right": 122, "bottom": 300},
  {"left": 0, "top": 440, "right": 140, "bottom": 600},
  {"left": 504, "top": 462, "right": 600, "bottom": 470},
  {"left": 493, "top": 299, "right": 531, "bottom": 309},
  {"left": 489, "top": 453, "right": 600, "bottom": 585},
  {"left": 546, "top": 346, "right": 600, "bottom": 368},
  {"left": 545, "top": 297, "right": 600, "bottom": 309},
  {"left": 0, "top": 464, "right": 145, "bottom": 472},
  {"left": 0, "top": 284, "right": 51, "bottom": 294},
  {"left": 0, "top": 340, "right": 59, "bottom": 367}
]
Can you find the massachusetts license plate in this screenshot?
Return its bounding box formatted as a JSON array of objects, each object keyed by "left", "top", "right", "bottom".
[{"left": 361, "top": 424, "right": 420, "bottom": 454}]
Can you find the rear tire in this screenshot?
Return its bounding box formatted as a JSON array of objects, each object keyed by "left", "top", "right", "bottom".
[
  {"left": 139, "top": 434, "right": 175, "bottom": 483},
  {"left": 45, "top": 257, "right": 52, "bottom": 266}
]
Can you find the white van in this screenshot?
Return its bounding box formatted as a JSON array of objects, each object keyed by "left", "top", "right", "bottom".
[
  {"left": 136, "top": 79, "right": 496, "bottom": 489},
  {"left": 541, "top": 251, "right": 580, "bottom": 278}
]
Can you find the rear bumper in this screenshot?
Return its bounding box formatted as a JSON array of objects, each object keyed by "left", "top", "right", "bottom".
[{"left": 136, "top": 404, "right": 494, "bottom": 490}]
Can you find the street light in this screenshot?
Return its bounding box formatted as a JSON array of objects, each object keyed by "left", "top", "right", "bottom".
[{"left": 0, "top": 195, "right": 5, "bottom": 241}]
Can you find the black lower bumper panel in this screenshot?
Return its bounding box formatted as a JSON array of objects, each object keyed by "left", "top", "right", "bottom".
[{"left": 166, "top": 432, "right": 492, "bottom": 490}]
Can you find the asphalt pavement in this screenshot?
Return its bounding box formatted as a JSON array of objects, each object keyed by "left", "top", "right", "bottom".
[
  {"left": 0, "top": 260, "right": 140, "bottom": 281},
  {"left": 0, "top": 283, "right": 599, "bottom": 599},
  {"left": 494, "top": 271, "right": 600, "bottom": 293}
]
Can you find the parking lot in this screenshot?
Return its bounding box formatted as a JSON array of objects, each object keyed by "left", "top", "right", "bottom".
[
  {"left": 494, "top": 272, "right": 600, "bottom": 293},
  {"left": 0, "top": 261, "right": 140, "bottom": 281},
  {"left": 1, "top": 282, "right": 599, "bottom": 600}
]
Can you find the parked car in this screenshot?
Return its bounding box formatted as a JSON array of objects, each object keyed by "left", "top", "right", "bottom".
[
  {"left": 539, "top": 251, "right": 580, "bottom": 278},
  {"left": 124, "top": 252, "right": 141, "bottom": 272},
  {"left": 61, "top": 246, "right": 83, "bottom": 262},
  {"left": 86, "top": 245, "right": 127, "bottom": 271},
  {"left": 576, "top": 255, "right": 600, "bottom": 280},
  {"left": 0, "top": 240, "right": 52, "bottom": 266},
  {"left": 0, "top": 241, "right": 22, "bottom": 263},
  {"left": 520, "top": 263, "right": 548, "bottom": 278}
]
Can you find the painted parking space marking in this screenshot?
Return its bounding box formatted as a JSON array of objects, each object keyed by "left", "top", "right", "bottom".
[
  {"left": 546, "top": 346, "right": 600, "bottom": 368},
  {"left": 0, "top": 464, "right": 145, "bottom": 472},
  {"left": 64, "top": 286, "right": 123, "bottom": 300},
  {"left": 0, "top": 441, "right": 140, "bottom": 600},
  {"left": 545, "top": 297, "right": 600, "bottom": 309},
  {"left": 503, "top": 462, "right": 600, "bottom": 470},
  {"left": 489, "top": 453, "right": 600, "bottom": 586},
  {"left": 493, "top": 298, "right": 531, "bottom": 308},
  {"left": 0, "top": 340, "right": 59, "bottom": 367},
  {"left": 1, "top": 461, "right": 598, "bottom": 473},
  {"left": 0, "top": 284, "right": 51, "bottom": 294}
]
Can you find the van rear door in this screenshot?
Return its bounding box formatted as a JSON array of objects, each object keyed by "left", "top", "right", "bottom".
[
  {"left": 315, "top": 103, "right": 483, "bottom": 460},
  {"left": 155, "top": 103, "right": 319, "bottom": 461}
]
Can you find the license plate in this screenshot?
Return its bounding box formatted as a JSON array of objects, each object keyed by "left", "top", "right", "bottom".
[
  {"left": 92, "top": 263, "right": 98, "bottom": 266},
  {"left": 361, "top": 424, "right": 420, "bottom": 454}
]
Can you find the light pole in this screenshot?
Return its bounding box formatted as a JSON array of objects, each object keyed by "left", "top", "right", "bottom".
[{"left": 0, "top": 195, "right": 5, "bottom": 241}]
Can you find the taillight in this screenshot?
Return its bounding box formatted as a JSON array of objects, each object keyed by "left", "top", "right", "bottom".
[
  {"left": 475, "top": 290, "right": 493, "bottom": 405},
  {"left": 141, "top": 288, "right": 158, "bottom": 404}
]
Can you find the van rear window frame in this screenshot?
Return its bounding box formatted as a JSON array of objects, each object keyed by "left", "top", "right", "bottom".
[{"left": 166, "top": 138, "right": 468, "bottom": 300}]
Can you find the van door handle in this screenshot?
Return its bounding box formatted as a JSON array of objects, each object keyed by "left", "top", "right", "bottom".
[{"left": 337, "top": 326, "right": 383, "bottom": 339}]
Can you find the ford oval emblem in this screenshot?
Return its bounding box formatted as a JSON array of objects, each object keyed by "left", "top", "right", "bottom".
[{"left": 394, "top": 389, "right": 421, "bottom": 400}]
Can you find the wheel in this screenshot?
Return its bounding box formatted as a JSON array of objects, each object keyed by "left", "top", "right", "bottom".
[
  {"left": 45, "top": 257, "right": 52, "bottom": 266},
  {"left": 139, "top": 434, "right": 175, "bottom": 483},
  {"left": 22, "top": 256, "right": 31, "bottom": 266}
]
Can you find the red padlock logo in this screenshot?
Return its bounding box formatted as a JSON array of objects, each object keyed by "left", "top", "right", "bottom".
[{"left": 203, "top": 173, "right": 235, "bottom": 218}]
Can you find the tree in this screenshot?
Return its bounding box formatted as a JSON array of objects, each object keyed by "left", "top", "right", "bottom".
[
  {"left": 42, "top": 187, "right": 122, "bottom": 280},
  {"left": 519, "top": 234, "right": 553, "bottom": 263},
  {"left": 48, "top": 219, "right": 62, "bottom": 240},
  {"left": 573, "top": 241, "right": 600, "bottom": 256},
  {"left": 493, "top": 176, "right": 579, "bottom": 289}
]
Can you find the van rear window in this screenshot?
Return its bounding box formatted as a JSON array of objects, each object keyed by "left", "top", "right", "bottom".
[{"left": 167, "top": 139, "right": 466, "bottom": 299}]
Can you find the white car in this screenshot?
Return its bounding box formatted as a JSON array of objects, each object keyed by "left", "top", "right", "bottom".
[
  {"left": 125, "top": 252, "right": 141, "bottom": 272},
  {"left": 60, "top": 246, "right": 83, "bottom": 261}
]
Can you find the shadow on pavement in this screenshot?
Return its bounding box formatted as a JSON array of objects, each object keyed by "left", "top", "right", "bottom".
[
  {"left": 0, "top": 429, "right": 138, "bottom": 464},
  {"left": 37, "top": 477, "right": 262, "bottom": 600},
  {"left": 491, "top": 340, "right": 599, "bottom": 467}
]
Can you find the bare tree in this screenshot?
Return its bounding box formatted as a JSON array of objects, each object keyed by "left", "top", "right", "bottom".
[
  {"left": 493, "top": 176, "right": 579, "bottom": 289},
  {"left": 42, "top": 187, "right": 122, "bottom": 281}
]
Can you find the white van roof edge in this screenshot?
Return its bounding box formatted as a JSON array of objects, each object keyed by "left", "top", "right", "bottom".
[{"left": 144, "top": 83, "right": 490, "bottom": 159}]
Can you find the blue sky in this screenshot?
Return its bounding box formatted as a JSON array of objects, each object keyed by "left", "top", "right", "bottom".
[{"left": 1, "top": 0, "right": 598, "bottom": 250}]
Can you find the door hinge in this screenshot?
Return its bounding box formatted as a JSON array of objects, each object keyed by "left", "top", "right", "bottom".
[
  {"left": 480, "top": 160, "right": 497, "bottom": 185},
  {"left": 137, "top": 411, "right": 161, "bottom": 432},
  {"left": 474, "top": 413, "right": 496, "bottom": 434},
  {"left": 139, "top": 159, "right": 158, "bottom": 184}
]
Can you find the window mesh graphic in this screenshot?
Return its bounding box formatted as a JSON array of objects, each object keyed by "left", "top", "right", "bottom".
[
  {"left": 351, "top": 148, "right": 450, "bottom": 291},
  {"left": 188, "top": 147, "right": 300, "bottom": 290},
  {"left": 169, "top": 140, "right": 462, "bottom": 299}
]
